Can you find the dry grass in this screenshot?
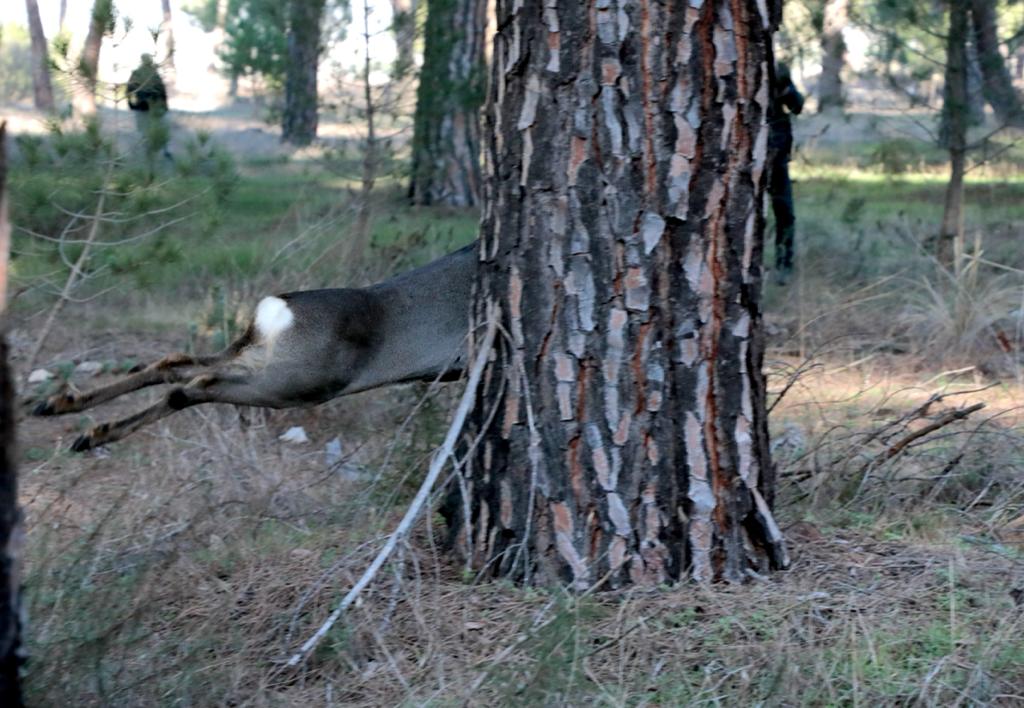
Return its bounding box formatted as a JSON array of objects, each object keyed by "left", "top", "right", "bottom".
[
  {"left": 13, "top": 326, "right": 1024, "bottom": 706},
  {"left": 8, "top": 107, "right": 1024, "bottom": 705}
]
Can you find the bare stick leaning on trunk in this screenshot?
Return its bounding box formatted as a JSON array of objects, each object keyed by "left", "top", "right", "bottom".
[{"left": 284, "top": 310, "right": 497, "bottom": 668}]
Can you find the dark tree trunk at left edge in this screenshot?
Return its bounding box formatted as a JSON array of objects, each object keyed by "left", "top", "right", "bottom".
[
  {"left": 0, "top": 123, "right": 25, "bottom": 706},
  {"left": 282, "top": 0, "right": 326, "bottom": 146}
]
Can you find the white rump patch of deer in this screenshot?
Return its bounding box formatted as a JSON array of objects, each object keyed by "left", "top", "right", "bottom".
[{"left": 254, "top": 296, "right": 295, "bottom": 341}]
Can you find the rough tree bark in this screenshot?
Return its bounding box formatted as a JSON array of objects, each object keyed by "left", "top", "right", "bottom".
[
  {"left": 939, "top": 0, "right": 969, "bottom": 270},
  {"left": 409, "top": 0, "right": 486, "bottom": 207},
  {"left": 282, "top": 0, "right": 326, "bottom": 146},
  {"left": 818, "top": 0, "right": 847, "bottom": 111},
  {"left": 77, "top": 0, "right": 113, "bottom": 114},
  {"left": 0, "top": 124, "right": 25, "bottom": 706},
  {"left": 26, "top": 0, "right": 55, "bottom": 112},
  {"left": 971, "top": 0, "right": 1023, "bottom": 126},
  {"left": 450, "top": 0, "right": 789, "bottom": 587}
]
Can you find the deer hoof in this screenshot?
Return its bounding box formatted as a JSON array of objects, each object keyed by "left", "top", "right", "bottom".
[
  {"left": 32, "top": 399, "right": 57, "bottom": 416},
  {"left": 70, "top": 435, "right": 93, "bottom": 453},
  {"left": 32, "top": 392, "right": 77, "bottom": 417}
]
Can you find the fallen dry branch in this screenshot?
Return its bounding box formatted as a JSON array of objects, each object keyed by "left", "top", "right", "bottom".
[{"left": 854, "top": 401, "right": 987, "bottom": 480}]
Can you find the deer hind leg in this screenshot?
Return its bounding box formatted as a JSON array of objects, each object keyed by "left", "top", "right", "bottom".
[
  {"left": 70, "top": 370, "right": 278, "bottom": 452},
  {"left": 32, "top": 345, "right": 247, "bottom": 417}
]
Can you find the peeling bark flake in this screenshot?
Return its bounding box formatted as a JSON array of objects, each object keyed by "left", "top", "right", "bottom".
[
  {"left": 641, "top": 213, "right": 665, "bottom": 254},
  {"left": 568, "top": 136, "right": 588, "bottom": 186},
  {"left": 551, "top": 501, "right": 590, "bottom": 588},
  {"left": 558, "top": 383, "right": 574, "bottom": 420},
  {"left": 624, "top": 267, "right": 650, "bottom": 312},
  {"left": 545, "top": 2, "right": 560, "bottom": 72},
  {"left": 686, "top": 412, "right": 714, "bottom": 581},
  {"left": 610, "top": 536, "right": 628, "bottom": 571},
  {"left": 607, "top": 493, "right": 631, "bottom": 535},
  {"left": 500, "top": 479, "right": 514, "bottom": 527},
  {"left": 517, "top": 74, "right": 541, "bottom": 129}
]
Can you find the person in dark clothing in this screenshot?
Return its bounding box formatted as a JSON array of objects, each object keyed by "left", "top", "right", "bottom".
[
  {"left": 126, "top": 54, "right": 171, "bottom": 159},
  {"left": 768, "top": 62, "right": 805, "bottom": 284}
]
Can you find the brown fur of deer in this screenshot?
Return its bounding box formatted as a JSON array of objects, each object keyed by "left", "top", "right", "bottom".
[{"left": 32, "top": 244, "right": 476, "bottom": 451}]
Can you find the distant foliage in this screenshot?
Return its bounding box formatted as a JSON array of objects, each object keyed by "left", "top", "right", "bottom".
[
  {"left": 868, "top": 138, "right": 922, "bottom": 175},
  {"left": 0, "top": 23, "right": 33, "bottom": 102},
  {"left": 181, "top": 0, "right": 221, "bottom": 32},
  {"left": 218, "top": 0, "right": 349, "bottom": 94},
  {"left": 219, "top": 0, "right": 290, "bottom": 91},
  {"left": 8, "top": 118, "right": 237, "bottom": 291}
]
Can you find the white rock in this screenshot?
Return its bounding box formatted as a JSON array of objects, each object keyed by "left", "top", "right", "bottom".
[
  {"left": 279, "top": 426, "right": 309, "bottom": 444},
  {"left": 324, "top": 437, "right": 344, "bottom": 467},
  {"left": 74, "top": 361, "right": 103, "bottom": 376},
  {"left": 27, "top": 369, "right": 53, "bottom": 384}
]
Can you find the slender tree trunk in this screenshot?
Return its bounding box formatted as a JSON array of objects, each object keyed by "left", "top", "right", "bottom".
[
  {"left": 160, "top": 0, "right": 176, "bottom": 72},
  {"left": 0, "top": 123, "right": 25, "bottom": 707},
  {"left": 409, "top": 0, "right": 486, "bottom": 207},
  {"left": 450, "top": 0, "right": 788, "bottom": 588},
  {"left": 818, "top": 0, "right": 847, "bottom": 111},
  {"left": 354, "top": 0, "right": 377, "bottom": 254},
  {"left": 939, "top": 0, "right": 969, "bottom": 270},
  {"left": 78, "top": 0, "right": 113, "bottom": 114},
  {"left": 390, "top": 0, "right": 418, "bottom": 78},
  {"left": 971, "top": 0, "right": 1023, "bottom": 126},
  {"left": 59, "top": 0, "right": 67, "bottom": 30},
  {"left": 25, "top": 0, "right": 56, "bottom": 112},
  {"left": 282, "top": 0, "right": 326, "bottom": 146}
]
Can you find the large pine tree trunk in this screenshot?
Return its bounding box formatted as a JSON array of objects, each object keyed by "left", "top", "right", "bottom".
[
  {"left": 451, "top": 0, "right": 788, "bottom": 587},
  {"left": 971, "top": 0, "right": 1023, "bottom": 126},
  {"left": 282, "top": 0, "right": 326, "bottom": 146},
  {"left": 0, "top": 123, "right": 24, "bottom": 706},
  {"left": 939, "top": 1, "right": 969, "bottom": 270},
  {"left": 409, "top": 0, "right": 486, "bottom": 207},
  {"left": 818, "top": 0, "right": 847, "bottom": 111},
  {"left": 26, "top": 0, "right": 55, "bottom": 112},
  {"left": 77, "top": 0, "right": 112, "bottom": 114}
]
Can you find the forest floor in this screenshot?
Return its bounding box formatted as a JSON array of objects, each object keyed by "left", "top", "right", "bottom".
[{"left": 3, "top": 101, "right": 1024, "bottom": 705}]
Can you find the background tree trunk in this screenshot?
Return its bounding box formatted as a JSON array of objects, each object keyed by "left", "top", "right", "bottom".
[
  {"left": 390, "top": 0, "right": 418, "bottom": 78},
  {"left": 450, "top": 0, "right": 788, "bottom": 588},
  {"left": 77, "top": 0, "right": 113, "bottom": 114},
  {"left": 939, "top": 0, "right": 969, "bottom": 270},
  {"left": 818, "top": 0, "right": 847, "bottom": 111},
  {"left": 25, "top": 0, "right": 55, "bottom": 112},
  {"left": 409, "top": 0, "right": 486, "bottom": 207},
  {"left": 160, "top": 0, "right": 176, "bottom": 73},
  {"left": 0, "top": 123, "right": 25, "bottom": 706},
  {"left": 971, "top": 0, "right": 1023, "bottom": 126},
  {"left": 282, "top": 0, "right": 326, "bottom": 146},
  {"left": 59, "top": 0, "right": 67, "bottom": 30}
]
